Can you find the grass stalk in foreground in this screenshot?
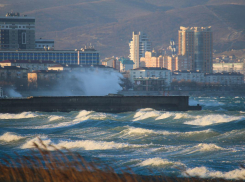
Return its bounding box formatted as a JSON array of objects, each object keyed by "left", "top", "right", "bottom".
[{"left": 0, "top": 138, "right": 244, "bottom": 182}]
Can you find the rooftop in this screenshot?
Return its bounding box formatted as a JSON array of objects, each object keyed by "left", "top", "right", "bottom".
[
  {"left": 133, "top": 67, "right": 169, "bottom": 71},
  {"left": 0, "top": 60, "right": 56, "bottom": 64},
  {"left": 205, "top": 72, "right": 244, "bottom": 76},
  {"left": 0, "top": 66, "right": 28, "bottom": 70},
  {"left": 118, "top": 58, "right": 134, "bottom": 65}
]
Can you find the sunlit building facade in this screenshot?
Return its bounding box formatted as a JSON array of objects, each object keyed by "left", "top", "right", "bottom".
[
  {"left": 129, "top": 31, "right": 151, "bottom": 69},
  {"left": 178, "top": 26, "right": 213, "bottom": 73}
]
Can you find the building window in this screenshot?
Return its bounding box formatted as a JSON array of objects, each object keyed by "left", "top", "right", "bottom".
[{"left": 22, "top": 32, "right": 26, "bottom": 44}]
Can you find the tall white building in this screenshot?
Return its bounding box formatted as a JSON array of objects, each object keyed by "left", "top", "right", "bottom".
[{"left": 129, "top": 31, "right": 151, "bottom": 69}]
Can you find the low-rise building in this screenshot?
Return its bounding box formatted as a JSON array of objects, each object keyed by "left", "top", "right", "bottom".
[
  {"left": 172, "top": 70, "right": 205, "bottom": 83},
  {"left": 28, "top": 70, "right": 64, "bottom": 88},
  {"left": 118, "top": 57, "right": 134, "bottom": 72},
  {"left": 213, "top": 63, "right": 245, "bottom": 75},
  {"left": 205, "top": 72, "right": 244, "bottom": 85},
  {"left": 140, "top": 51, "right": 192, "bottom": 71},
  {"left": 133, "top": 77, "right": 166, "bottom": 91},
  {"left": 129, "top": 67, "right": 171, "bottom": 87},
  {"left": 0, "top": 60, "right": 57, "bottom": 71},
  {"left": 0, "top": 47, "right": 100, "bottom": 65},
  {"left": 101, "top": 57, "right": 120, "bottom": 71},
  {"left": 35, "top": 39, "right": 55, "bottom": 50},
  {"left": 48, "top": 64, "right": 113, "bottom": 72},
  {"left": 0, "top": 66, "right": 28, "bottom": 80}
]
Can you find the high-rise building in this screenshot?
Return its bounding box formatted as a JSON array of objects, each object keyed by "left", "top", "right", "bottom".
[
  {"left": 0, "top": 12, "right": 36, "bottom": 50},
  {"left": 129, "top": 31, "right": 151, "bottom": 69},
  {"left": 178, "top": 26, "right": 213, "bottom": 73}
]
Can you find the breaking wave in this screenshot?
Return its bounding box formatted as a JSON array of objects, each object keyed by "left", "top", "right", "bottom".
[
  {"left": 121, "top": 127, "right": 214, "bottom": 138},
  {"left": 155, "top": 112, "right": 173, "bottom": 120},
  {"left": 48, "top": 115, "right": 65, "bottom": 122},
  {"left": 0, "top": 112, "right": 39, "bottom": 119},
  {"left": 122, "top": 126, "right": 174, "bottom": 136},
  {"left": 194, "top": 143, "right": 224, "bottom": 152},
  {"left": 133, "top": 109, "right": 160, "bottom": 121},
  {"left": 183, "top": 166, "right": 245, "bottom": 180},
  {"left": 21, "top": 136, "right": 141, "bottom": 150},
  {"left": 0, "top": 132, "right": 25, "bottom": 142},
  {"left": 184, "top": 114, "right": 244, "bottom": 126},
  {"left": 139, "top": 157, "right": 184, "bottom": 167}
]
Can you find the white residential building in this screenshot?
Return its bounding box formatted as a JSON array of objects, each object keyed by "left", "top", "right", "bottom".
[
  {"left": 205, "top": 72, "right": 244, "bottom": 85},
  {"left": 172, "top": 70, "right": 205, "bottom": 83},
  {"left": 213, "top": 63, "right": 244, "bottom": 75},
  {"left": 129, "top": 32, "right": 151, "bottom": 69},
  {"left": 129, "top": 67, "right": 172, "bottom": 87}
]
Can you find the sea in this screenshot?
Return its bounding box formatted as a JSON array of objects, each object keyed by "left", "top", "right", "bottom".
[{"left": 0, "top": 96, "right": 245, "bottom": 180}]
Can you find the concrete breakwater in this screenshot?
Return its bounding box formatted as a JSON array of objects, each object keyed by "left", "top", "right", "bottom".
[{"left": 0, "top": 96, "right": 201, "bottom": 113}]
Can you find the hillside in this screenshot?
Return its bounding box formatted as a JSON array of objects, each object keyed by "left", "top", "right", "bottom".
[{"left": 0, "top": 0, "right": 245, "bottom": 58}]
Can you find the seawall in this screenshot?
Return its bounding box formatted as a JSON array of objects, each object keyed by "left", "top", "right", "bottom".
[{"left": 0, "top": 96, "right": 201, "bottom": 113}]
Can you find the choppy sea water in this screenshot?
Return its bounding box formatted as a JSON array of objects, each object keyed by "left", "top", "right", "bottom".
[{"left": 0, "top": 97, "right": 245, "bottom": 179}]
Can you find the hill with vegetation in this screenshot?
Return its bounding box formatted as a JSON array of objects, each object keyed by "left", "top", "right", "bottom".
[{"left": 0, "top": 0, "right": 245, "bottom": 58}]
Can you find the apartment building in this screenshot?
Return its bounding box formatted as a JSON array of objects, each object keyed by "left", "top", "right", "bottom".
[
  {"left": 178, "top": 26, "right": 213, "bottom": 73},
  {"left": 129, "top": 32, "right": 151, "bottom": 69}
]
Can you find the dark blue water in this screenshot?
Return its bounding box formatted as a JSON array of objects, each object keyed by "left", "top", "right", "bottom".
[{"left": 0, "top": 97, "right": 245, "bottom": 179}]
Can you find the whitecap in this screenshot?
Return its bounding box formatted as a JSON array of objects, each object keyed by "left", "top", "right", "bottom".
[
  {"left": 183, "top": 166, "right": 245, "bottom": 180},
  {"left": 133, "top": 109, "right": 160, "bottom": 121},
  {"left": 21, "top": 136, "right": 141, "bottom": 150},
  {"left": 48, "top": 115, "right": 64, "bottom": 122},
  {"left": 184, "top": 115, "right": 243, "bottom": 126},
  {"left": 0, "top": 112, "right": 39, "bottom": 119},
  {"left": 26, "top": 110, "right": 92, "bottom": 129},
  {"left": 139, "top": 157, "right": 184, "bottom": 167},
  {"left": 173, "top": 113, "right": 192, "bottom": 119},
  {"left": 21, "top": 136, "right": 52, "bottom": 149},
  {"left": 122, "top": 126, "right": 174, "bottom": 136},
  {"left": 56, "top": 140, "right": 132, "bottom": 150},
  {"left": 195, "top": 143, "right": 224, "bottom": 152},
  {"left": 73, "top": 110, "right": 93, "bottom": 122},
  {"left": 0, "top": 132, "right": 25, "bottom": 142},
  {"left": 155, "top": 112, "right": 173, "bottom": 120}
]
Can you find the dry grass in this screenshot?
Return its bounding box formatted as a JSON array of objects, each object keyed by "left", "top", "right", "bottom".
[{"left": 0, "top": 138, "right": 244, "bottom": 182}]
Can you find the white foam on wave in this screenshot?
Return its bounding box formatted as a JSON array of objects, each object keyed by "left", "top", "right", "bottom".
[
  {"left": 173, "top": 113, "right": 192, "bottom": 119},
  {"left": 123, "top": 126, "right": 174, "bottom": 136},
  {"left": 139, "top": 157, "right": 184, "bottom": 167},
  {"left": 48, "top": 115, "right": 65, "bottom": 122},
  {"left": 56, "top": 140, "right": 134, "bottom": 150},
  {"left": 195, "top": 143, "right": 224, "bottom": 152},
  {"left": 21, "top": 136, "right": 52, "bottom": 149},
  {"left": 184, "top": 114, "right": 243, "bottom": 126},
  {"left": 183, "top": 166, "right": 245, "bottom": 180},
  {"left": 181, "top": 129, "right": 214, "bottom": 136},
  {"left": 133, "top": 108, "right": 160, "bottom": 121},
  {"left": 73, "top": 110, "right": 93, "bottom": 122},
  {"left": 0, "top": 132, "right": 25, "bottom": 142},
  {"left": 21, "top": 136, "right": 140, "bottom": 150},
  {"left": 27, "top": 110, "right": 93, "bottom": 129},
  {"left": 155, "top": 112, "right": 173, "bottom": 120},
  {"left": 0, "top": 112, "right": 38, "bottom": 119},
  {"left": 121, "top": 127, "right": 213, "bottom": 138}
]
